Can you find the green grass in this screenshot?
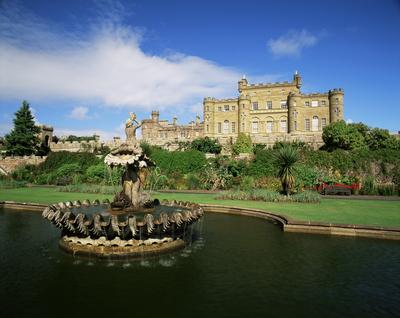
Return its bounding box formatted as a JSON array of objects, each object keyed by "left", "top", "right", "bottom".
[{"left": 1, "top": 187, "right": 399, "bottom": 228}]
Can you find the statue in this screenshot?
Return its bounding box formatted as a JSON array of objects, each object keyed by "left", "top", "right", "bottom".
[
  {"left": 125, "top": 112, "right": 141, "bottom": 142},
  {"left": 104, "top": 112, "right": 154, "bottom": 209}
]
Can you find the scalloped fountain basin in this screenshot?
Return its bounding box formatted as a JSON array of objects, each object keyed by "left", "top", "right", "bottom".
[{"left": 42, "top": 199, "right": 204, "bottom": 258}]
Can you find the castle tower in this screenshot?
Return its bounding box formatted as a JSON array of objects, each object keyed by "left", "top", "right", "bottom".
[
  {"left": 328, "top": 88, "right": 344, "bottom": 123},
  {"left": 293, "top": 71, "right": 302, "bottom": 89},
  {"left": 203, "top": 97, "right": 215, "bottom": 135},
  {"left": 287, "top": 92, "right": 301, "bottom": 133},
  {"left": 151, "top": 111, "right": 159, "bottom": 123},
  {"left": 238, "top": 94, "right": 250, "bottom": 133},
  {"left": 238, "top": 75, "right": 248, "bottom": 93}
]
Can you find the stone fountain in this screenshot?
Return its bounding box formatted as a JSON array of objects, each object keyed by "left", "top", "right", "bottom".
[{"left": 42, "top": 113, "right": 204, "bottom": 258}]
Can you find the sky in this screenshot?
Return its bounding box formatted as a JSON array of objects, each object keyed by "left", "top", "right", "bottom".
[{"left": 1, "top": 0, "right": 400, "bottom": 140}]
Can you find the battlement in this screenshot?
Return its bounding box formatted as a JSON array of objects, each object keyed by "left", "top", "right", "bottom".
[
  {"left": 300, "top": 92, "right": 329, "bottom": 98},
  {"left": 329, "top": 88, "right": 344, "bottom": 95},
  {"left": 204, "top": 97, "right": 238, "bottom": 103}
]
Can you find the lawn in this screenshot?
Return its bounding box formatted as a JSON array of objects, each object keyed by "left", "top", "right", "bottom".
[{"left": 1, "top": 187, "right": 399, "bottom": 227}]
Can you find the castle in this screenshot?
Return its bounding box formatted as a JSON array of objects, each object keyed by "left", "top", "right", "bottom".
[
  {"left": 203, "top": 72, "right": 344, "bottom": 148},
  {"left": 33, "top": 72, "right": 344, "bottom": 152},
  {"left": 141, "top": 111, "right": 204, "bottom": 149}
]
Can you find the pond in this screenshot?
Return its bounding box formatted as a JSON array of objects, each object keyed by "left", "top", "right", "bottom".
[{"left": 1, "top": 207, "right": 399, "bottom": 318}]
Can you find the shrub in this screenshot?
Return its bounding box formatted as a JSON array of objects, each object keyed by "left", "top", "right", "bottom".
[
  {"left": 0, "top": 178, "right": 27, "bottom": 188},
  {"left": 150, "top": 149, "right": 206, "bottom": 175},
  {"left": 190, "top": 137, "right": 222, "bottom": 154},
  {"left": 359, "top": 176, "right": 377, "bottom": 195},
  {"left": 38, "top": 151, "right": 100, "bottom": 172},
  {"left": 247, "top": 148, "right": 275, "bottom": 178},
  {"left": 86, "top": 164, "right": 106, "bottom": 183},
  {"left": 185, "top": 173, "right": 201, "bottom": 190},
  {"left": 57, "top": 184, "right": 120, "bottom": 195},
  {"left": 240, "top": 176, "right": 255, "bottom": 191},
  {"left": 11, "top": 165, "right": 36, "bottom": 182},
  {"left": 232, "top": 133, "right": 253, "bottom": 155},
  {"left": 217, "top": 189, "right": 320, "bottom": 203}
]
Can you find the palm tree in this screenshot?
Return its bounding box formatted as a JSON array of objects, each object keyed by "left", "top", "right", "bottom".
[{"left": 274, "top": 144, "right": 299, "bottom": 195}]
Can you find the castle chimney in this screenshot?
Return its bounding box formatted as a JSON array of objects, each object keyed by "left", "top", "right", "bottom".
[
  {"left": 173, "top": 116, "right": 177, "bottom": 125},
  {"left": 151, "top": 111, "right": 159, "bottom": 123},
  {"left": 196, "top": 115, "right": 200, "bottom": 125},
  {"left": 293, "top": 71, "right": 302, "bottom": 89}
]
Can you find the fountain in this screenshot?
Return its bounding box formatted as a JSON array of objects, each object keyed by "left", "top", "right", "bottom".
[{"left": 42, "top": 112, "right": 204, "bottom": 258}]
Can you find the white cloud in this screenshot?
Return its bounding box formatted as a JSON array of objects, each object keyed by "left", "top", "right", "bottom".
[
  {"left": 69, "top": 106, "right": 90, "bottom": 120},
  {"left": 0, "top": 2, "right": 257, "bottom": 113},
  {"left": 346, "top": 118, "right": 354, "bottom": 124},
  {"left": 267, "top": 29, "right": 318, "bottom": 57}
]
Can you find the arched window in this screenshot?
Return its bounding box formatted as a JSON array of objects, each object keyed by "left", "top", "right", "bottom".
[
  {"left": 223, "top": 120, "right": 229, "bottom": 134},
  {"left": 312, "top": 116, "right": 319, "bottom": 131}
]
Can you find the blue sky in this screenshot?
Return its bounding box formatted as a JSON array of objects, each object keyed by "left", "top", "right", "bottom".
[{"left": 1, "top": 0, "right": 400, "bottom": 139}]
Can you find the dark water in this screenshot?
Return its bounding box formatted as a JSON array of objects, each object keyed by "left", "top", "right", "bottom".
[{"left": 1, "top": 208, "right": 399, "bottom": 318}]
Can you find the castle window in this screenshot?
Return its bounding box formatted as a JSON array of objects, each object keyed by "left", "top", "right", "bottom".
[
  {"left": 242, "top": 122, "right": 245, "bottom": 132},
  {"left": 252, "top": 102, "right": 259, "bottom": 110},
  {"left": 294, "top": 121, "right": 297, "bottom": 131},
  {"left": 321, "top": 100, "right": 326, "bottom": 106},
  {"left": 206, "top": 106, "right": 209, "bottom": 111},
  {"left": 252, "top": 121, "right": 258, "bottom": 133},
  {"left": 223, "top": 120, "right": 229, "bottom": 134},
  {"left": 280, "top": 100, "right": 287, "bottom": 109},
  {"left": 266, "top": 121, "right": 273, "bottom": 133},
  {"left": 218, "top": 122, "right": 222, "bottom": 133},
  {"left": 224, "top": 105, "right": 229, "bottom": 112},
  {"left": 335, "top": 98, "right": 339, "bottom": 105},
  {"left": 218, "top": 106, "right": 222, "bottom": 111},
  {"left": 231, "top": 122, "right": 236, "bottom": 133},
  {"left": 321, "top": 118, "right": 327, "bottom": 128},
  {"left": 311, "top": 100, "right": 318, "bottom": 107},
  {"left": 206, "top": 124, "right": 209, "bottom": 133},
  {"left": 242, "top": 104, "right": 245, "bottom": 109},
  {"left": 305, "top": 119, "right": 311, "bottom": 131},
  {"left": 231, "top": 105, "right": 236, "bottom": 111},
  {"left": 305, "top": 101, "right": 310, "bottom": 107},
  {"left": 266, "top": 101, "right": 272, "bottom": 109},
  {"left": 312, "top": 116, "right": 319, "bottom": 131},
  {"left": 280, "top": 120, "right": 287, "bottom": 132}
]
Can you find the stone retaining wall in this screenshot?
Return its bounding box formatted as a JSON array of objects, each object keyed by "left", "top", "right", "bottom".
[{"left": 0, "top": 156, "right": 47, "bottom": 175}]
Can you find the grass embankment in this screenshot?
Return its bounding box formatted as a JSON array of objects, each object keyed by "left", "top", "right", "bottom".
[{"left": 1, "top": 187, "right": 400, "bottom": 227}]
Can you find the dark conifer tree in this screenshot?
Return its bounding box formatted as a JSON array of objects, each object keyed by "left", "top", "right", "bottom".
[{"left": 5, "top": 101, "right": 40, "bottom": 156}]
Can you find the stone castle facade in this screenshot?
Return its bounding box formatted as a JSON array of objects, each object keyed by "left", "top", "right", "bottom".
[
  {"left": 141, "top": 111, "right": 204, "bottom": 149},
  {"left": 33, "top": 72, "right": 344, "bottom": 152},
  {"left": 203, "top": 72, "right": 344, "bottom": 148}
]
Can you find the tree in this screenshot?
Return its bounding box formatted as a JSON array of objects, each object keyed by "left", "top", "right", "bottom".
[
  {"left": 322, "top": 120, "right": 366, "bottom": 151},
  {"left": 365, "top": 128, "right": 398, "bottom": 150},
  {"left": 4, "top": 101, "right": 40, "bottom": 156},
  {"left": 232, "top": 133, "right": 253, "bottom": 155},
  {"left": 274, "top": 144, "right": 299, "bottom": 195},
  {"left": 190, "top": 137, "right": 222, "bottom": 154}
]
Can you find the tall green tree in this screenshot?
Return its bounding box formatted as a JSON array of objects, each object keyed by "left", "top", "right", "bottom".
[
  {"left": 322, "top": 120, "right": 366, "bottom": 151},
  {"left": 274, "top": 144, "right": 299, "bottom": 195},
  {"left": 5, "top": 101, "right": 40, "bottom": 156}
]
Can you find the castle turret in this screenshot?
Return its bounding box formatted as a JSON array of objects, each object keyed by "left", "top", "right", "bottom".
[
  {"left": 151, "top": 111, "right": 159, "bottom": 123},
  {"left": 238, "top": 94, "right": 250, "bottom": 133},
  {"left": 238, "top": 75, "right": 248, "bottom": 93},
  {"left": 173, "top": 116, "right": 177, "bottom": 125},
  {"left": 287, "top": 92, "right": 301, "bottom": 133},
  {"left": 293, "top": 71, "right": 302, "bottom": 89},
  {"left": 328, "top": 88, "right": 344, "bottom": 123},
  {"left": 195, "top": 115, "right": 200, "bottom": 126}
]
